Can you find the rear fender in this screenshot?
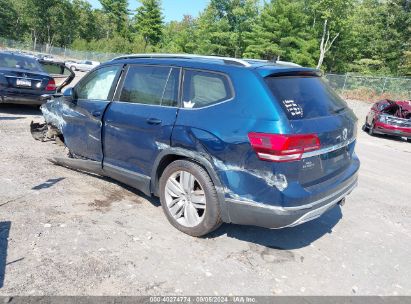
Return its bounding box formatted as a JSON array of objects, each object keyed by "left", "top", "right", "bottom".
[{"left": 151, "top": 147, "right": 230, "bottom": 222}]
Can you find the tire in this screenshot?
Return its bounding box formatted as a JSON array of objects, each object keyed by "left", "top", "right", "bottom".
[
  {"left": 159, "top": 160, "right": 222, "bottom": 237},
  {"left": 368, "top": 121, "right": 375, "bottom": 136}
]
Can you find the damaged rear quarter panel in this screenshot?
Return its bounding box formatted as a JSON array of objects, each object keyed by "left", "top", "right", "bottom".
[{"left": 170, "top": 67, "right": 294, "bottom": 208}]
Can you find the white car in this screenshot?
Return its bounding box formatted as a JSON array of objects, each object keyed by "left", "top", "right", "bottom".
[{"left": 66, "top": 60, "right": 100, "bottom": 72}]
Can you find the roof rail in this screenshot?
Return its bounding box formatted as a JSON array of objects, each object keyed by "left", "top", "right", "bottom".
[
  {"left": 112, "top": 53, "right": 252, "bottom": 67},
  {"left": 276, "top": 60, "right": 302, "bottom": 67},
  {"left": 243, "top": 58, "right": 302, "bottom": 67}
]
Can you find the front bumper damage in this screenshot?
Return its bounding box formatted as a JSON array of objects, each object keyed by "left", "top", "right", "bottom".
[
  {"left": 374, "top": 120, "right": 411, "bottom": 138},
  {"left": 30, "top": 61, "right": 75, "bottom": 141},
  {"left": 375, "top": 100, "right": 411, "bottom": 138},
  {"left": 30, "top": 97, "right": 68, "bottom": 143}
]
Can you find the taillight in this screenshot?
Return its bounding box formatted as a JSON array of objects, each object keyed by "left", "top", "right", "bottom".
[
  {"left": 248, "top": 132, "right": 320, "bottom": 162},
  {"left": 45, "top": 79, "right": 56, "bottom": 91}
]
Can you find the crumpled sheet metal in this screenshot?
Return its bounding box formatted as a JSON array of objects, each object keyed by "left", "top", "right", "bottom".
[
  {"left": 381, "top": 100, "right": 411, "bottom": 119},
  {"left": 40, "top": 97, "right": 70, "bottom": 132}
]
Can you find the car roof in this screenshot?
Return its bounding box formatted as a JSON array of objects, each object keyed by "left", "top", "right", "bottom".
[
  {"left": 108, "top": 54, "right": 319, "bottom": 76},
  {"left": 0, "top": 51, "right": 36, "bottom": 59}
]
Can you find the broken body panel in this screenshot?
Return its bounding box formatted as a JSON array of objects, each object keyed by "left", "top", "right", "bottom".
[
  {"left": 365, "top": 99, "right": 411, "bottom": 138},
  {"left": 33, "top": 57, "right": 360, "bottom": 230}
]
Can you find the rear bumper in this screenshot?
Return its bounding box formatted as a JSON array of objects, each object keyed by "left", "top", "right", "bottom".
[
  {"left": 0, "top": 91, "right": 45, "bottom": 105},
  {"left": 374, "top": 121, "right": 411, "bottom": 138},
  {"left": 225, "top": 174, "right": 358, "bottom": 229}
]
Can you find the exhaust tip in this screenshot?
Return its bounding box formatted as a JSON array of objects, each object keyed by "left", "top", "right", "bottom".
[{"left": 339, "top": 198, "right": 346, "bottom": 207}]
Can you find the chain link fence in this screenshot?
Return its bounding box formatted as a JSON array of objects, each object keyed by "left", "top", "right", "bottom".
[
  {"left": 1, "top": 37, "right": 410, "bottom": 101},
  {"left": 0, "top": 37, "right": 121, "bottom": 62},
  {"left": 325, "top": 73, "right": 411, "bottom": 102}
]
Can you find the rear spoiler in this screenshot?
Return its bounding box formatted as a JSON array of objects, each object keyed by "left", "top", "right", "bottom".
[{"left": 257, "top": 67, "right": 322, "bottom": 78}]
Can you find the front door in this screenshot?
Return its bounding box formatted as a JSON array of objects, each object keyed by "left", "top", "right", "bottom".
[
  {"left": 62, "top": 64, "right": 122, "bottom": 161},
  {"left": 103, "top": 65, "right": 180, "bottom": 190}
]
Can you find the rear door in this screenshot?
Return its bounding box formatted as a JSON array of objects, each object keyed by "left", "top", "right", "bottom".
[
  {"left": 264, "top": 75, "right": 357, "bottom": 184},
  {"left": 62, "top": 64, "right": 122, "bottom": 161},
  {"left": 103, "top": 64, "right": 180, "bottom": 181}
]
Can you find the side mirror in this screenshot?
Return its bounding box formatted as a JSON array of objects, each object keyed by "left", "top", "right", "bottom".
[{"left": 63, "top": 87, "right": 76, "bottom": 104}]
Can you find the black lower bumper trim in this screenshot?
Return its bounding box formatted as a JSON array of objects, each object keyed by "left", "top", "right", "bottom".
[
  {"left": 1, "top": 94, "right": 44, "bottom": 105},
  {"left": 225, "top": 178, "right": 358, "bottom": 229}
]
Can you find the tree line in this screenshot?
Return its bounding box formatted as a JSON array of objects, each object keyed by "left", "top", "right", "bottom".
[{"left": 0, "top": 0, "right": 410, "bottom": 76}]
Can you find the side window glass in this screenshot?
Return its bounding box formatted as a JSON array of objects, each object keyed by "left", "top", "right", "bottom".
[
  {"left": 119, "top": 66, "right": 179, "bottom": 106},
  {"left": 76, "top": 65, "right": 119, "bottom": 100},
  {"left": 182, "top": 70, "right": 233, "bottom": 109}
]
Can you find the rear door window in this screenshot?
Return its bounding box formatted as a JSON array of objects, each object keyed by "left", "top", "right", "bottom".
[
  {"left": 265, "top": 76, "right": 347, "bottom": 119},
  {"left": 182, "top": 70, "right": 233, "bottom": 109},
  {"left": 119, "top": 65, "right": 180, "bottom": 107}
]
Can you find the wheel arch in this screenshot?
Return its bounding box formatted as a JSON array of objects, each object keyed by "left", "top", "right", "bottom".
[{"left": 151, "top": 148, "right": 230, "bottom": 222}]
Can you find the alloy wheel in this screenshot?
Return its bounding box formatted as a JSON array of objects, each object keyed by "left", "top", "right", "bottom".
[{"left": 164, "top": 170, "right": 206, "bottom": 227}]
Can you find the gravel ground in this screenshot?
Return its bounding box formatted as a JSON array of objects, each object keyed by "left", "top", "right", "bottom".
[{"left": 0, "top": 98, "right": 410, "bottom": 296}]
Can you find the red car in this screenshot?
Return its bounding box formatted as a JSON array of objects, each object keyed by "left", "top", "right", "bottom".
[{"left": 364, "top": 99, "right": 411, "bottom": 140}]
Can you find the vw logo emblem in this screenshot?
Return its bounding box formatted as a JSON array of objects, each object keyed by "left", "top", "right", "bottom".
[{"left": 342, "top": 128, "right": 348, "bottom": 141}]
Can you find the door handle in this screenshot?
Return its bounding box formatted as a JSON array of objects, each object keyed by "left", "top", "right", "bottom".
[
  {"left": 146, "top": 118, "right": 162, "bottom": 125},
  {"left": 92, "top": 111, "right": 102, "bottom": 117}
]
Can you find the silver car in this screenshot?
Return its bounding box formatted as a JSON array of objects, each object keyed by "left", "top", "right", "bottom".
[{"left": 66, "top": 60, "right": 99, "bottom": 72}]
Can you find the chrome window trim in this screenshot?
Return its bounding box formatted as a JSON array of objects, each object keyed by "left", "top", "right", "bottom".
[
  {"left": 115, "top": 64, "right": 181, "bottom": 108},
  {"left": 180, "top": 68, "right": 235, "bottom": 110}
]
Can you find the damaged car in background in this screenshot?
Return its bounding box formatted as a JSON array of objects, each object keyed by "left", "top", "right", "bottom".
[
  {"left": 0, "top": 51, "right": 75, "bottom": 105},
  {"left": 364, "top": 99, "right": 411, "bottom": 141},
  {"left": 31, "top": 54, "right": 360, "bottom": 237}
]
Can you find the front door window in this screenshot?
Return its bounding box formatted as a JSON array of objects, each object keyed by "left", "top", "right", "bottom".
[{"left": 76, "top": 65, "right": 120, "bottom": 100}]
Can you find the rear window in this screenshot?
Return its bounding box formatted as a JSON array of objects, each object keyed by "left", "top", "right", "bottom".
[
  {"left": 0, "top": 53, "right": 43, "bottom": 72},
  {"left": 265, "top": 76, "right": 347, "bottom": 119}
]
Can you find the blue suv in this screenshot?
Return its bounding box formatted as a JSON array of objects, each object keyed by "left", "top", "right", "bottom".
[{"left": 38, "top": 54, "right": 360, "bottom": 236}]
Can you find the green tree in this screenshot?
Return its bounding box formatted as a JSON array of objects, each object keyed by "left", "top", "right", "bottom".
[
  {"left": 339, "top": 0, "right": 410, "bottom": 75},
  {"left": 134, "top": 0, "right": 164, "bottom": 50},
  {"left": 304, "top": 0, "right": 353, "bottom": 69},
  {"left": 99, "top": 0, "right": 129, "bottom": 37},
  {"left": 194, "top": 0, "right": 259, "bottom": 57},
  {"left": 0, "top": 0, "right": 19, "bottom": 39},
  {"left": 20, "top": 0, "right": 77, "bottom": 50},
  {"left": 400, "top": 50, "right": 411, "bottom": 76},
  {"left": 244, "top": 0, "right": 318, "bottom": 66},
  {"left": 91, "top": 9, "right": 113, "bottom": 40},
  {"left": 162, "top": 15, "right": 198, "bottom": 53},
  {"left": 195, "top": 6, "right": 232, "bottom": 56},
  {"left": 72, "top": 0, "right": 98, "bottom": 42},
  {"left": 211, "top": 0, "right": 259, "bottom": 57}
]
